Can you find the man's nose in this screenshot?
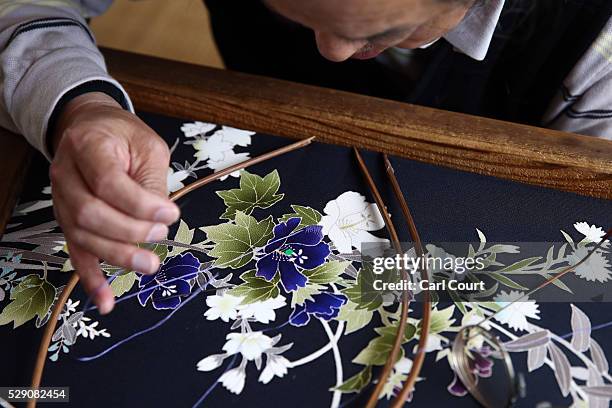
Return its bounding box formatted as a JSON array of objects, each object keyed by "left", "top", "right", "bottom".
[{"left": 314, "top": 31, "right": 367, "bottom": 62}]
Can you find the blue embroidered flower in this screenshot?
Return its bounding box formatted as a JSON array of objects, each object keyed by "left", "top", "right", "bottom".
[
  {"left": 138, "top": 253, "right": 200, "bottom": 310},
  {"left": 289, "top": 291, "right": 347, "bottom": 326},
  {"left": 256, "top": 218, "right": 330, "bottom": 292}
]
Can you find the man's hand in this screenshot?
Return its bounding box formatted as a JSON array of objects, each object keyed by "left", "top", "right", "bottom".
[{"left": 50, "top": 92, "right": 180, "bottom": 314}]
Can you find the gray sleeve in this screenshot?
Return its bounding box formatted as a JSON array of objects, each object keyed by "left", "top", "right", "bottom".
[
  {"left": 0, "top": 0, "right": 133, "bottom": 160},
  {"left": 542, "top": 17, "right": 612, "bottom": 141}
]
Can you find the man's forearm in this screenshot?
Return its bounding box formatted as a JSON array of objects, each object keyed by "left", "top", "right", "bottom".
[{"left": 0, "top": 0, "right": 133, "bottom": 160}]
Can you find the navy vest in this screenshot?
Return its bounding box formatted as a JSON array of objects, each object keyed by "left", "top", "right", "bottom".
[{"left": 204, "top": 0, "right": 612, "bottom": 127}]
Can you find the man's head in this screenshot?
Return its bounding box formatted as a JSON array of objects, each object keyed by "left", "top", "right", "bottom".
[{"left": 265, "top": 0, "right": 476, "bottom": 62}]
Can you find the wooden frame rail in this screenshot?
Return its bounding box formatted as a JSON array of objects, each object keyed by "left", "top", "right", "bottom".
[
  {"left": 103, "top": 48, "right": 612, "bottom": 199},
  {"left": 1, "top": 48, "right": 611, "bottom": 233}
]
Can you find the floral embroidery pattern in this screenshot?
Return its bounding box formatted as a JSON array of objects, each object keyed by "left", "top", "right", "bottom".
[
  {"left": 1, "top": 119, "right": 610, "bottom": 408},
  {"left": 138, "top": 253, "right": 200, "bottom": 310},
  {"left": 256, "top": 218, "right": 330, "bottom": 292}
]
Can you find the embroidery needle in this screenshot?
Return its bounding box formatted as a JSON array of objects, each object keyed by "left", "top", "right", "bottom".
[{"left": 29, "top": 135, "right": 316, "bottom": 408}]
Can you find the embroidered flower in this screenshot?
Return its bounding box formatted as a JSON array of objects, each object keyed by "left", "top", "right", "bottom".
[
  {"left": 574, "top": 222, "right": 608, "bottom": 244},
  {"left": 192, "top": 128, "right": 253, "bottom": 162},
  {"left": 319, "top": 191, "right": 389, "bottom": 253},
  {"left": 181, "top": 121, "right": 216, "bottom": 137},
  {"left": 219, "top": 366, "right": 246, "bottom": 394},
  {"left": 238, "top": 295, "right": 286, "bottom": 324},
  {"left": 138, "top": 253, "right": 200, "bottom": 310},
  {"left": 204, "top": 293, "right": 287, "bottom": 323},
  {"left": 196, "top": 333, "right": 292, "bottom": 394},
  {"left": 196, "top": 353, "right": 226, "bottom": 372},
  {"left": 167, "top": 167, "right": 188, "bottom": 193},
  {"left": 289, "top": 291, "right": 347, "bottom": 326},
  {"left": 493, "top": 290, "right": 540, "bottom": 331},
  {"left": 206, "top": 151, "right": 250, "bottom": 180},
  {"left": 384, "top": 358, "right": 417, "bottom": 401},
  {"left": 223, "top": 332, "right": 274, "bottom": 361},
  {"left": 204, "top": 293, "right": 244, "bottom": 322},
  {"left": 448, "top": 346, "right": 494, "bottom": 397},
  {"left": 256, "top": 218, "right": 330, "bottom": 292},
  {"left": 258, "top": 354, "right": 291, "bottom": 384},
  {"left": 568, "top": 246, "right": 612, "bottom": 283}
]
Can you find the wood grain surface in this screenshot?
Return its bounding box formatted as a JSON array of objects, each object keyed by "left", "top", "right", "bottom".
[
  {"left": 2, "top": 48, "right": 612, "bottom": 237},
  {"left": 0, "top": 129, "right": 33, "bottom": 234},
  {"left": 103, "top": 48, "right": 612, "bottom": 199}
]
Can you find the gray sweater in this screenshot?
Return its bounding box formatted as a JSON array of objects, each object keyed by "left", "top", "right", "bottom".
[{"left": 1, "top": 0, "right": 611, "bottom": 162}]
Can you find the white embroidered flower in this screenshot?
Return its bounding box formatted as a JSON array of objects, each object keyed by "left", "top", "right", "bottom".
[
  {"left": 206, "top": 151, "right": 250, "bottom": 180},
  {"left": 574, "top": 222, "right": 608, "bottom": 244},
  {"left": 319, "top": 191, "right": 389, "bottom": 253},
  {"left": 167, "top": 167, "right": 189, "bottom": 193},
  {"left": 219, "top": 366, "right": 246, "bottom": 394},
  {"left": 493, "top": 290, "right": 540, "bottom": 332},
  {"left": 258, "top": 354, "right": 290, "bottom": 384},
  {"left": 181, "top": 121, "right": 216, "bottom": 137},
  {"left": 414, "top": 333, "right": 446, "bottom": 353},
  {"left": 382, "top": 358, "right": 414, "bottom": 399},
  {"left": 238, "top": 295, "right": 286, "bottom": 324},
  {"left": 196, "top": 353, "right": 225, "bottom": 372},
  {"left": 205, "top": 293, "right": 244, "bottom": 322},
  {"left": 223, "top": 332, "right": 274, "bottom": 360},
  {"left": 216, "top": 126, "right": 254, "bottom": 147},
  {"left": 568, "top": 246, "right": 612, "bottom": 283},
  {"left": 192, "top": 128, "right": 253, "bottom": 162}
]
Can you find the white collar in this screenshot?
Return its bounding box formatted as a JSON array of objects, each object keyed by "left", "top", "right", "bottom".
[{"left": 443, "top": 0, "right": 506, "bottom": 61}]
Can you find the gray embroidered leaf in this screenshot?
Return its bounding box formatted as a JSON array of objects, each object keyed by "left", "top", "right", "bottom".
[
  {"left": 487, "top": 272, "right": 529, "bottom": 291},
  {"left": 588, "top": 366, "right": 604, "bottom": 387},
  {"left": 527, "top": 345, "right": 547, "bottom": 372},
  {"left": 583, "top": 386, "right": 612, "bottom": 398},
  {"left": 333, "top": 366, "right": 372, "bottom": 393},
  {"left": 570, "top": 304, "right": 591, "bottom": 352},
  {"left": 548, "top": 342, "right": 571, "bottom": 397},
  {"left": 62, "top": 322, "right": 77, "bottom": 345},
  {"left": 216, "top": 170, "right": 284, "bottom": 220},
  {"left": 590, "top": 338, "right": 609, "bottom": 374},
  {"left": 505, "top": 331, "right": 549, "bottom": 352}
]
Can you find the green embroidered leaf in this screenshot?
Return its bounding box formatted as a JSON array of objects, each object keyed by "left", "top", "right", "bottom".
[
  {"left": 141, "top": 242, "right": 169, "bottom": 264},
  {"left": 336, "top": 300, "right": 374, "bottom": 334},
  {"left": 279, "top": 205, "right": 322, "bottom": 229},
  {"left": 352, "top": 322, "right": 414, "bottom": 366},
  {"left": 333, "top": 366, "right": 372, "bottom": 393},
  {"left": 229, "top": 270, "right": 280, "bottom": 304},
  {"left": 488, "top": 272, "right": 529, "bottom": 291},
  {"left": 291, "top": 283, "right": 325, "bottom": 307},
  {"left": 217, "top": 170, "right": 284, "bottom": 220},
  {"left": 495, "top": 256, "right": 541, "bottom": 273},
  {"left": 420, "top": 305, "right": 456, "bottom": 334},
  {"left": 167, "top": 219, "right": 194, "bottom": 257},
  {"left": 110, "top": 271, "right": 138, "bottom": 297},
  {"left": 202, "top": 212, "right": 274, "bottom": 269},
  {"left": 0, "top": 274, "right": 56, "bottom": 328},
  {"left": 102, "top": 242, "right": 169, "bottom": 277},
  {"left": 342, "top": 263, "right": 396, "bottom": 311},
  {"left": 304, "top": 260, "right": 349, "bottom": 285}
]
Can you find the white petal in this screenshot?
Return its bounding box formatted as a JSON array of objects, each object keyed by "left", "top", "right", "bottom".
[
  {"left": 219, "top": 367, "right": 246, "bottom": 394},
  {"left": 196, "top": 354, "right": 225, "bottom": 372}
]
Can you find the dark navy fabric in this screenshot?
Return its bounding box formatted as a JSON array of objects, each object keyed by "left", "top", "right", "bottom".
[{"left": 1, "top": 111, "right": 610, "bottom": 407}]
